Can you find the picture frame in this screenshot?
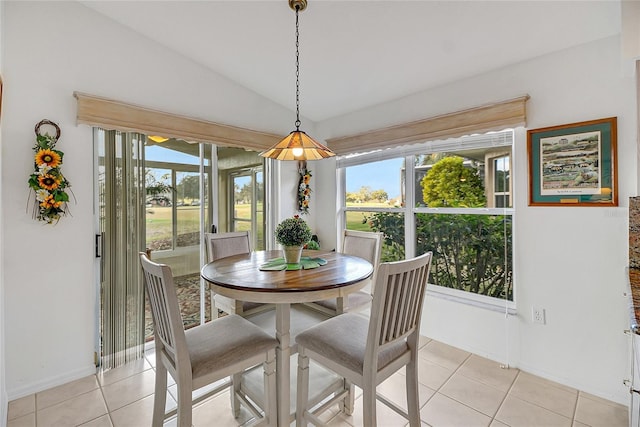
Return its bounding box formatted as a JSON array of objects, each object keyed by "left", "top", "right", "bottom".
[{"left": 527, "top": 117, "right": 618, "bottom": 207}]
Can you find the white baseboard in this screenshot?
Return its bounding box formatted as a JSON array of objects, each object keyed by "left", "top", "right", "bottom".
[{"left": 7, "top": 366, "right": 96, "bottom": 401}]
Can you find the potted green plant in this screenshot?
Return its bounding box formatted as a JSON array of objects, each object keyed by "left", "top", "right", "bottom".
[{"left": 275, "top": 215, "right": 312, "bottom": 264}]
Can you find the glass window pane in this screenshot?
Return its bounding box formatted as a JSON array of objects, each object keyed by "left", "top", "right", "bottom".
[
  {"left": 345, "top": 211, "right": 405, "bottom": 262},
  {"left": 145, "top": 167, "right": 173, "bottom": 250},
  {"left": 143, "top": 138, "right": 209, "bottom": 334},
  {"left": 232, "top": 174, "right": 252, "bottom": 233},
  {"left": 255, "top": 171, "right": 265, "bottom": 250},
  {"left": 494, "top": 156, "right": 510, "bottom": 192},
  {"left": 233, "top": 175, "right": 252, "bottom": 221},
  {"left": 176, "top": 172, "right": 200, "bottom": 248},
  {"left": 414, "top": 147, "right": 512, "bottom": 208},
  {"left": 145, "top": 144, "right": 199, "bottom": 165},
  {"left": 416, "top": 213, "right": 513, "bottom": 300},
  {"left": 346, "top": 158, "right": 404, "bottom": 207}
]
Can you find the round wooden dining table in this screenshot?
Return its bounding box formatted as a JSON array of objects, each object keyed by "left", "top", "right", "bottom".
[{"left": 201, "top": 249, "right": 373, "bottom": 426}]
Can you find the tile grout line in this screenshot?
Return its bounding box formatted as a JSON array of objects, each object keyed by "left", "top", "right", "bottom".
[
  {"left": 498, "top": 371, "right": 586, "bottom": 426},
  {"left": 571, "top": 391, "right": 582, "bottom": 427},
  {"left": 417, "top": 349, "right": 476, "bottom": 423},
  {"left": 487, "top": 363, "right": 521, "bottom": 426},
  {"left": 573, "top": 389, "right": 591, "bottom": 426},
  {"left": 96, "top": 373, "right": 116, "bottom": 427}
]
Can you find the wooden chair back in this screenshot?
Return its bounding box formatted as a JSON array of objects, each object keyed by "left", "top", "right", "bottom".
[
  {"left": 341, "top": 229, "right": 383, "bottom": 289},
  {"left": 204, "top": 231, "right": 251, "bottom": 262},
  {"left": 139, "top": 252, "right": 189, "bottom": 373},
  {"left": 365, "top": 251, "right": 432, "bottom": 370}
]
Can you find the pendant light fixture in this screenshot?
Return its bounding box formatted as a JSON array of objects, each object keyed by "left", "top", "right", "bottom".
[
  {"left": 148, "top": 136, "right": 169, "bottom": 143},
  {"left": 260, "top": 0, "right": 335, "bottom": 161}
]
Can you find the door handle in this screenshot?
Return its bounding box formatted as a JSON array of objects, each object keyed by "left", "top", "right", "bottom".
[{"left": 95, "top": 233, "right": 103, "bottom": 258}]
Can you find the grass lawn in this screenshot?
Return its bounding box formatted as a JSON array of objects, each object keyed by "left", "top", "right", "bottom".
[
  {"left": 146, "top": 206, "right": 200, "bottom": 245},
  {"left": 147, "top": 202, "right": 389, "bottom": 247},
  {"left": 345, "top": 202, "right": 391, "bottom": 232},
  {"left": 146, "top": 203, "right": 264, "bottom": 247}
]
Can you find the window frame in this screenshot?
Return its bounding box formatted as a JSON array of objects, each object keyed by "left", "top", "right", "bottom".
[{"left": 337, "top": 130, "right": 516, "bottom": 312}]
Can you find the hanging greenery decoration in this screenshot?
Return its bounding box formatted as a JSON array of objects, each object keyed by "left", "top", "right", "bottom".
[
  {"left": 28, "top": 119, "right": 73, "bottom": 224},
  {"left": 298, "top": 162, "right": 311, "bottom": 215}
]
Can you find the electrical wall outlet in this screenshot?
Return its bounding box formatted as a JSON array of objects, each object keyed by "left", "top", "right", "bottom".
[{"left": 532, "top": 307, "right": 546, "bottom": 325}]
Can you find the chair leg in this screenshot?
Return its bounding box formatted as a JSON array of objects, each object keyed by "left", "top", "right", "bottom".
[
  {"left": 296, "top": 350, "right": 310, "bottom": 427},
  {"left": 341, "top": 380, "right": 355, "bottom": 416},
  {"left": 405, "top": 359, "right": 420, "bottom": 427},
  {"left": 336, "top": 296, "right": 346, "bottom": 315},
  {"left": 263, "top": 349, "right": 277, "bottom": 427},
  {"left": 231, "top": 373, "right": 241, "bottom": 418},
  {"left": 152, "top": 363, "right": 168, "bottom": 427},
  {"left": 176, "top": 381, "right": 193, "bottom": 427},
  {"left": 362, "top": 379, "right": 377, "bottom": 427}
]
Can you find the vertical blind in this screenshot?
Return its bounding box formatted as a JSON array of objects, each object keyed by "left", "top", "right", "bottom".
[{"left": 98, "top": 130, "right": 146, "bottom": 370}]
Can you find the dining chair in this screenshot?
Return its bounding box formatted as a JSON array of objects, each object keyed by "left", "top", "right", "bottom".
[
  {"left": 139, "top": 252, "right": 278, "bottom": 427},
  {"left": 295, "top": 251, "right": 433, "bottom": 427},
  {"left": 204, "top": 231, "right": 275, "bottom": 318},
  {"left": 304, "top": 229, "right": 383, "bottom": 316}
]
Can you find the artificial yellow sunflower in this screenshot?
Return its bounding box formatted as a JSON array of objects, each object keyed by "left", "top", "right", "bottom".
[
  {"left": 303, "top": 174, "right": 311, "bottom": 184},
  {"left": 38, "top": 174, "right": 61, "bottom": 191},
  {"left": 40, "top": 195, "right": 62, "bottom": 209},
  {"left": 35, "top": 149, "right": 61, "bottom": 168}
]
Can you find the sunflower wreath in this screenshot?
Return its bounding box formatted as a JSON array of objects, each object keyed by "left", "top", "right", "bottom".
[
  {"left": 297, "top": 163, "right": 312, "bottom": 215},
  {"left": 27, "top": 119, "right": 73, "bottom": 224}
]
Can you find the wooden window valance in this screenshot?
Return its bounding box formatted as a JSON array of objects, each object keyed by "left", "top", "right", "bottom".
[
  {"left": 73, "top": 92, "right": 282, "bottom": 152},
  {"left": 326, "top": 96, "right": 529, "bottom": 156}
]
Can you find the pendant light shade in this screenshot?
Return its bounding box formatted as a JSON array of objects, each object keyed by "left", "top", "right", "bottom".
[
  {"left": 260, "top": 130, "right": 334, "bottom": 161},
  {"left": 260, "top": 0, "right": 335, "bottom": 161}
]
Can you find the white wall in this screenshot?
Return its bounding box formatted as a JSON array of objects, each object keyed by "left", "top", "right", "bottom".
[
  {"left": 317, "top": 36, "right": 636, "bottom": 404},
  {"left": 0, "top": 0, "right": 6, "bottom": 423},
  {"left": 1, "top": 1, "right": 294, "bottom": 399}
]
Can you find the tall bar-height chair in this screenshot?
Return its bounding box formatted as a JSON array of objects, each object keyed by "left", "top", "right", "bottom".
[
  {"left": 304, "top": 229, "right": 383, "bottom": 316},
  {"left": 139, "top": 252, "right": 278, "bottom": 427},
  {"left": 295, "top": 251, "right": 433, "bottom": 427},
  {"left": 204, "top": 231, "right": 274, "bottom": 318}
]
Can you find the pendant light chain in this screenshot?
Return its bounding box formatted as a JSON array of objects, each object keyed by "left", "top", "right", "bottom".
[
  {"left": 295, "top": 5, "right": 301, "bottom": 130},
  {"left": 259, "top": 0, "right": 336, "bottom": 161}
]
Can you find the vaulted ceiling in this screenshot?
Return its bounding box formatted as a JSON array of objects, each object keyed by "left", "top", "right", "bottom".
[{"left": 81, "top": 1, "right": 621, "bottom": 122}]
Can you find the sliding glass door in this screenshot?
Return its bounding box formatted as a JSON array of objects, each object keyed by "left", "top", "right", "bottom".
[
  {"left": 143, "top": 139, "right": 212, "bottom": 338},
  {"left": 95, "top": 132, "right": 265, "bottom": 370},
  {"left": 96, "top": 132, "right": 212, "bottom": 369}
]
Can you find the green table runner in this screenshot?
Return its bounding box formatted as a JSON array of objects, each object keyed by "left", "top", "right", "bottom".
[{"left": 259, "top": 256, "right": 327, "bottom": 271}]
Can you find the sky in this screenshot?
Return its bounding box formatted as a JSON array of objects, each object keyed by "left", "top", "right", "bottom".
[
  {"left": 146, "top": 145, "right": 199, "bottom": 165},
  {"left": 345, "top": 158, "right": 404, "bottom": 199},
  {"left": 145, "top": 145, "right": 403, "bottom": 199}
]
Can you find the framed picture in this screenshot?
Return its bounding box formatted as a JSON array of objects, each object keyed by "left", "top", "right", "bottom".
[{"left": 527, "top": 117, "right": 618, "bottom": 207}]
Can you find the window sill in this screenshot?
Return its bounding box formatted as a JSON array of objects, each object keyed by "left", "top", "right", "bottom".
[{"left": 426, "top": 284, "right": 517, "bottom": 315}]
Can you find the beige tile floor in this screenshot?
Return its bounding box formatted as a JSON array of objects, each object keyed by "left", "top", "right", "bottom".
[{"left": 7, "top": 337, "right": 629, "bottom": 427}]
